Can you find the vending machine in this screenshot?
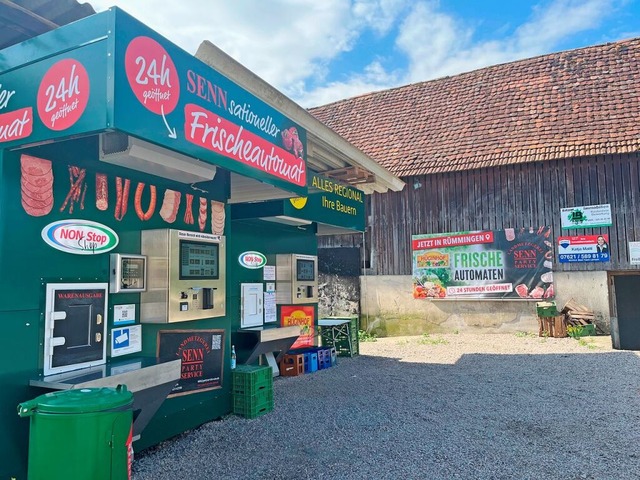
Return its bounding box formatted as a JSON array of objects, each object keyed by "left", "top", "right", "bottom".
[
  {"left": 140, "top": 229, "right": 226, "bottom": 323},
  {"left": 274, "top": 254, "right": 318, "bottom": 304}
]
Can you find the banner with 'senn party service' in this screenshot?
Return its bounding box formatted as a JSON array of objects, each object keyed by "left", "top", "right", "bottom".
[{"left": 411, "top": 227, "right": 555, "bottom": 300}]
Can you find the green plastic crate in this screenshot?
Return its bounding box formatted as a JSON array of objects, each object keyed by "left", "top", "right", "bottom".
[
  {"left": 568, "top": 323, "right": 596, "bottom": 338},
  {"left": 320, "top": 316, "right": 360, "bottom": 357},
  {"left": 321, "top": 334, "right": 359, "bottom": 357},
  {"left": 536, "top": 301, "right": 558, "bottom": 317},
  {"left": 233, "top": 389, "right": 274, "bottom": 419},
  {"left": 232, "top": 365, "right": 273, "bottom": 396}
]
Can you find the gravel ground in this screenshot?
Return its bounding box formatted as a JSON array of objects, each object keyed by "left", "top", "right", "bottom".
[{"left": 132, "top": 334, "right": 640, "bottom": 480}]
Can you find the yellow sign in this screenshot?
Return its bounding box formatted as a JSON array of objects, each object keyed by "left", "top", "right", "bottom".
[{"left": 289, "top": 197, "right": 308, "bottom": 209}]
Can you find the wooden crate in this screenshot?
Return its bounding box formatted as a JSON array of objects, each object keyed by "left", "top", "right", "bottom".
[{"left": 538, "top": 315, "right": 567, "bottom": 338}]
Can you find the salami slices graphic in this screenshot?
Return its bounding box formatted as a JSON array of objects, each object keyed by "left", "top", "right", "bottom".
[{"left": 20, "top": 154, "right": 53, "bottom": 217}]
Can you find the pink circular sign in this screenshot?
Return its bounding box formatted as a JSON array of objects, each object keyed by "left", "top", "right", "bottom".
[
  {"left": 37, "top": 59, "right": 90, "bottom": 131},
  {"left": 125, "top": 36, "right": 180, "bottom": 115}
]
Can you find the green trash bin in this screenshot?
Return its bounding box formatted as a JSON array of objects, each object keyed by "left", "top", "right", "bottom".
[{"left": 17, "top": 385, "right": 134, "bottom": 480}]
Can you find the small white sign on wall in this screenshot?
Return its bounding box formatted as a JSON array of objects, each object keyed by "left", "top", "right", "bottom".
[
  {"left": 114, "top": 304, "right": 136, "bottom": 326},
  {"left": 263, "top": 265, "right": 276, "bottom": 281},
  {"left": 111, "top": 324, "right": 142, "bottom": 357},
  {"left": 629, "top": 242, "right": 640, "bottom": 265},
  {"left": 264, "top": 292, "right": 277, "bottom": 323}
]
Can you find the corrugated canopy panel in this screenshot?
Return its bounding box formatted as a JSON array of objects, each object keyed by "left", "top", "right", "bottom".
[{"left": 0, "top": 0, "right": 95, "bottom": 50}]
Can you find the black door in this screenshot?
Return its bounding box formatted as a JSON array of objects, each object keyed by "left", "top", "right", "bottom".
[
  {"left": 613, "top": 275, "right": 640, "bottom": 350},
  {"left": 52, "top": 288, "right": 105, "bottom": 368}
]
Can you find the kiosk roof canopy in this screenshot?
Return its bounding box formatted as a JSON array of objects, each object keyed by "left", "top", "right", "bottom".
[
  {"left": 0, "top": 1, "right": 404, "bottom": 200},
  {"left": 195, "top": 41, "right": 404, "bottom": 196}
]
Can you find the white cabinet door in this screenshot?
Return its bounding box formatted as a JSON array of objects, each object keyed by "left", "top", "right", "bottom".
[{"left": 240, "top": 283, "right": 264, "bottom": 328}]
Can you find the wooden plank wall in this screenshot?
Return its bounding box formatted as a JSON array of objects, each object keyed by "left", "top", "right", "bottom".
[{"left": 333, "top": 153, "right": 640, "bottom": 276}]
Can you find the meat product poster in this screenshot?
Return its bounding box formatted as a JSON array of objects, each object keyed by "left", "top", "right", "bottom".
[{"left": 412, "top": 228, "right": 554, "bottom": 300}]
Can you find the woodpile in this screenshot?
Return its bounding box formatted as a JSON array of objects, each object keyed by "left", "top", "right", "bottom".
[{"left": 561, "top": 298, "right": 596, "bottom": 327}]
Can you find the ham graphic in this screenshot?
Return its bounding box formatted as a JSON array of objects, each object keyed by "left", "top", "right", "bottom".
[
  {"left": 198, "top": 197, "right": 207, "bottom": 232},
  {"left": 159, "top": 189, "right": 181, "bottom": 224},
  {"left": 210, "top": 200, "right": 225, "bottom": 235}
]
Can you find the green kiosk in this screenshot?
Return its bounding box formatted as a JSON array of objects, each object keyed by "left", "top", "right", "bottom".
[{"left": 0, "top": 7, "right": 403, "bottom": 478}]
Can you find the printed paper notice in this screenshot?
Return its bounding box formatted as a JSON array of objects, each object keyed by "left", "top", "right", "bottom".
[
  {"left": 263, "top": 265, "right": 276, "bottom": 281},
  {"left": 114, "top": 304, "right": 136, "bottom": 326},
  {"left": 630, "top": 242, "right": 640, "bottom": 265},
  {"left": 111, "top": 325, "right": 142, "bottom": 357},
  {"left": 264, "top": 292, "right": 277, "bottom": 323}
]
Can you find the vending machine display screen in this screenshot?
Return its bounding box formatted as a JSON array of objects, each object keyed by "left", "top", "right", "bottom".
[
  {"left": 296, "top": 258, "right": 316, "bottom": 281},
  {"left": 180, "top": 240, "right": 219, "bottom": 279}
]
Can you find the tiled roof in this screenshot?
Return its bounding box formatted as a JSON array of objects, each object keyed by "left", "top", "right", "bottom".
[{"left": 309, "top": 38, "right": 640, "bottom": 177}]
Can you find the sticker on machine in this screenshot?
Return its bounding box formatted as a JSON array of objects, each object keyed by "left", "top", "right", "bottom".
[{"left": 41, "top": 219, "right": 119, "bottom": 255}]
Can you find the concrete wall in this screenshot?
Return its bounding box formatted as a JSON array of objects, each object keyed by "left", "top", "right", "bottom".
[{"left": 360, "top": 272, "right": 609, "bottom": 336}]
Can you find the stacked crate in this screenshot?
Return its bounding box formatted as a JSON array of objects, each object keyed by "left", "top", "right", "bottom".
[
  {"left": 320, "top": 316, "right": 360, "bottom": 357},
  {"left": 232, "top": 365, "right": 273, "bottom": 419},
  {"left": 279, "top": 353, "right": 304, "bottom": 376}
]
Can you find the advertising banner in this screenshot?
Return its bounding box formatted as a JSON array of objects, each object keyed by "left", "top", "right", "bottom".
[
  {"left": 0, "top": 39, "right": 108, "bottom": 149},
  {"left": 557, "top": 234, "right": 610, "bottom": 263},
  {"left": 113, "top": 9, "right": 308, "bottom": 195},
  {"left": 412, "top": 228, "right": 554, "bottom": 300},
  {"left": 561, "top": 204, "right": 612, "bottom": 229},
  {"left": 157, "top": 329, "right": 225, "bottom": 397},
  {"left": 281, "top": 305, "right": 315, "bottom": 349}
]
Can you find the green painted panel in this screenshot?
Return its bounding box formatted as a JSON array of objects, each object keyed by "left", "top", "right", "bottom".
[
  {"left": 0, "top": 310, "right": 44, "bottom": 479},
  {"left": 286, "top": 173, "right": 365, "bottom": 230},
  {"left": 0, "top": 40, "right": 109, "bottom": 149},
  {"left": 227, "top": 220, "right": 318, "bottom": 332},
  {"left": 229, "top": 173, "right": 366, "bottom": 231},
  {"left": 0, "top": 136, "right": 228, "bottom": 311},
  {"left": 111, "top": 8, "right": 308, "bottom": 197}
]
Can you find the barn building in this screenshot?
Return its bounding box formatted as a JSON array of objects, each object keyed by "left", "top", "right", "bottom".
[{"left": 311, "top": 38, "right": 640, "bottom": 347}]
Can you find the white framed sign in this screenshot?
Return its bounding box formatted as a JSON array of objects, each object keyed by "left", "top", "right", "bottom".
[
  {"left": 111, "top": 325, "right": 142, "bottom": 357},
  {"left": 114, "top": 304, "right": 136, "bottom": 326},
  {"left": 629, "top": 242, "right": 640, "bottom": 265},
  {"left": 561, "top": 204, "right": 612, "bottom": 229}
]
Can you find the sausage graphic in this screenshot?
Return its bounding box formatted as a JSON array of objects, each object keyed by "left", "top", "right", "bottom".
[
  {"left": 134, "top": 182, "right": 157, "bottom": 221},
  {"left": 114, "top": 177, "right": 131, "bottom": 221},
  {"left": 95, "top": 173, "right": 108, "bottom": 211}
]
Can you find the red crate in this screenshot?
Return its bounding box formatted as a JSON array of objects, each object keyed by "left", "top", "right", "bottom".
[{"left": 279, "top": 354, "right": 304, "bottom": 376}]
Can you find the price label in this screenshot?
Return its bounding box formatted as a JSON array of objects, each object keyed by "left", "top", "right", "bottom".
[{"left": 37, "top": 58, "right": 90, "bottom": 131}]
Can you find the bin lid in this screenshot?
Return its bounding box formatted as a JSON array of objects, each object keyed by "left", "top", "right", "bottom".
[{"left": 27, "top": 386, "right": 133, "bottom": 414}]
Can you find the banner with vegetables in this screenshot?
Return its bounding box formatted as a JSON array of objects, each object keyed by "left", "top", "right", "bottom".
[{"left": 412, "top": 227, "right": 554, "bottom": 300}]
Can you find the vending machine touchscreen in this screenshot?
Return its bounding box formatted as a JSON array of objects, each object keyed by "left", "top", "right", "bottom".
[
  {"left": 275, "top": 254, "right": 318, "bottom": 304},
  {"left": 141, "top": 229, "right": 226, "bottom": 323}
]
